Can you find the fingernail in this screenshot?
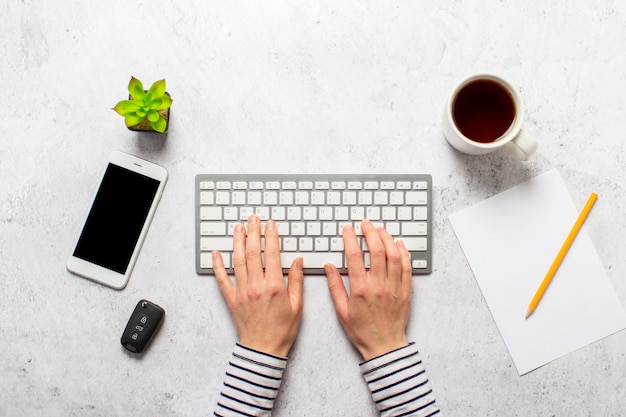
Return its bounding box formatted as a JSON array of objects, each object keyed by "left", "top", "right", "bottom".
[
  {"left": 248, "top": 214, "right": 258, "bottom": 224},
  {"left": 266, "top": 220, "right": 275, "bottom": 231},
  {"left": 234, "top": 224, "right": 244, "bottom": 234}
]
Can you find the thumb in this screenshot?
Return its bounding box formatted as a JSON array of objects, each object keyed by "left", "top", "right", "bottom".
[
  {"left": 324, "top": 263, "right": 349, "bottom": 320},
  {"left": 287, "top": 257, "right": 304, "bottom": 310}
]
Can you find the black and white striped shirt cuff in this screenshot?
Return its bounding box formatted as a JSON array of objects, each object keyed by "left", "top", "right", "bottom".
[
  {"left": 214, "top": 343, "right": 287, "bottom": 417},
  {"left": 360, "top": 343, "right": 440, "bottom": 417}
]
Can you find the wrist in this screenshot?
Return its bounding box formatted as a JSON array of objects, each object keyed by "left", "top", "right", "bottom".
[
  {"left": 358, "top": 337, "right": 409, "bottom": 361},
  {"left": 238, "top": 339, "right": 291, "bottom": 359},
  {"left": 235, "top": 342, "right": 289, "bottom": 361},
  {"left": 360, "top": 341, "right": 415, "bottom": 365}
]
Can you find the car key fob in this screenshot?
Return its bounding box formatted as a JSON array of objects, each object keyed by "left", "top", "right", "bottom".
[{"left": 121, "top": 300, "right": 165, "bottom": 353}]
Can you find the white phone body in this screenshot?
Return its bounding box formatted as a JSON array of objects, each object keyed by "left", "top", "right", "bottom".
[{"left": 67, "top": 151, "right": 168, "bottom": 289}]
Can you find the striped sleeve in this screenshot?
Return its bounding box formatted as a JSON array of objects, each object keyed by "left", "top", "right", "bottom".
[
  {"left": 214, "top": 343, "right": 287, "bottom": 417},
  {"left": 360, "top": 343, "right": 440, "bottom": 417}
]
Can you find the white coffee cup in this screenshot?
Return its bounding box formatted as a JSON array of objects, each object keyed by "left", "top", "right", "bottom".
[{"left": 442, "top": 74, "right": 537, "bottom": 161}]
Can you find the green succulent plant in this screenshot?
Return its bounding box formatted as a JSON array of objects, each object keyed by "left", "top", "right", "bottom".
[{"left": 113, "top": 77, "right": 172, "bottom": 133}]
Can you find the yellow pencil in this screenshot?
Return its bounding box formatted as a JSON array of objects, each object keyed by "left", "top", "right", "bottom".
[{"left": 525, "top": 192, "right": 598, "bottom": 319}]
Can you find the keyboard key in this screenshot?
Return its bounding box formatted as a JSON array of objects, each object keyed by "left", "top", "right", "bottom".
[
  {"left": 335, "top": 207, "right": 349, "bottom": 221},
  {"left": 281, "top": 252, "right": 343, "bottom": 269},
  {"left": 200, "top": 181, "right": 214, "bottom": 189},
  {"left": 330, "top": 237, "right": 344, "bottom": 251},
  {"left": 295, "top": 191, "right": 309, "bottom": 205},
  {"left": 343, "top": 191, "right": 357, "bottom": 205},
  {"left": 200, "top": 206, "right": 221, "bottom": 220},
  {"left": 402, "top": 222, "right": 427, "bottom": 236},
  {"left": 200, "top": 191, "right": 214, "bottom": 205},
  {"left": 406, "top": 191, "right": 427, "bottom": 205},
  {"left": 231, "top": 191, "right": 246, "bottom": 205},
  {"left": 307, "top": 222, "right": 321, "bottom": 236},
  {"left": 412, "top": 259, "right": 428, "bottom": 269},
  {"left": 414, "top": 206, "right": 428, "bottom": 220},
  {"left": 327, "top": 191, "right": 341, "bottom": 205},
  {"left": 299, "top": 237, "right": 313, "bottom": 251},
  {"left": 358, "top": 191, "right": 373, "bottom": 205},
  {"left": 264, "top": 191, "right": 278, "bottom": 205},
  {"left": 311, "top": 191, "right": 325, "bottom": 205},
  {"left": 248, "top": 191, "right": 262, "bottom": 205},
  {"left": 399, "top": 237, "right": 428, "bottom": 251},
  {"left": 283, "top": 237, "right": 298, "bottom": 251},
  {"left": 200, "top": 237, "right": 232, "bottom": 251},
  {"left": 201, "top": 222, "right": 226, "bottom": 236},
  {"left": 215, "top": 192, "right": 230, "bottom": 205},
  {"left": 390, "top": 191, "right": 404, "bottom": 205},
  {"left": 287, "top": 207, "right": 301, "bottom": 220},
  {"left": 315, "top": 237, "right": 329, "bottom": 251}
]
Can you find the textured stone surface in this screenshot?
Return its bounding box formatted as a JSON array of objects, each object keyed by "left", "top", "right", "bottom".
[{"left": 1, "top": 1, "right": 625, "bottom": 416}]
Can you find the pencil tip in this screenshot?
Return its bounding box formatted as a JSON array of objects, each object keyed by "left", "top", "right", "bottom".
[{"left": 525, "top": 308, "right": 533, "bottom": 319}]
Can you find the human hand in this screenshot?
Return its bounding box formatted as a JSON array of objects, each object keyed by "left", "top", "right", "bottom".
[
  {"left": 213, "top": 215, "right": 304, "bottom": 357},
  {"left": 324, "top": 220, "right": 412, "bottom": 361}
]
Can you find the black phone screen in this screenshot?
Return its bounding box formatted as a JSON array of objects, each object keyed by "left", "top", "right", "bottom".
[{"left": 73, "top": 163, "right": 161, "bottom": 274}]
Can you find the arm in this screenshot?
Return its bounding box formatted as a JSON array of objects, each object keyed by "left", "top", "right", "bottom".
[
  {"left": 324, "top": 220, "right": 440, "bottom": 416},
  {"left": 213, "top": 215, "right": 304, "bottom": 416}
]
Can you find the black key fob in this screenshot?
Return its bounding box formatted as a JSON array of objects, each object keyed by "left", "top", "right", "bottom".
[{"left": 121, "top": 300, "right": 165, "bottom": 353}]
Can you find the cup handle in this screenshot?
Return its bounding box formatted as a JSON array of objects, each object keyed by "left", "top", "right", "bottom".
[{"left": 502, "top": 130, "right": 538, "bottom": 161}]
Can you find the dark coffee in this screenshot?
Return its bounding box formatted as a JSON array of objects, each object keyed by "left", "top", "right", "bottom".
[{"left": 452, "top": 79, "right": 516, "bottom": 143}]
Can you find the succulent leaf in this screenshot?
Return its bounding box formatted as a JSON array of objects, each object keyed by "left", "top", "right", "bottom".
[
  {"left": 150, "top": 117, "right": 167, "bottom": 133},
  {"left": 157, "top": 95, "right": 172, "bottom": 110},
  {"left": 136, "top": 109, "right": 147, "bottom": 118},
  {"left": 128, "top": 77, "right": 146, "bottom": 101},
  {"left": 149, "top": 98, "right": 162, "bottom": 110},
  {"left": 148, "top": 79, "right": 166, "bottom": 98},
  {"left": 124, "top": 113, "right": 145, "bottom": 127},
  {"left": 147, "top": 110, "right": 160, "bottom": 123},
  {"left": 113, "top": 100, "right": 141, "bottom": 116}
]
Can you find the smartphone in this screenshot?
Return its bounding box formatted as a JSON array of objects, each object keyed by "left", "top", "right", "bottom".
[{"left": 67, "top": 151, "right": 168, "bottom": 289}]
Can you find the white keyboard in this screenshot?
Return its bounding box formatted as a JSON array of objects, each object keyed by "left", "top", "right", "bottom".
[{"left": 195, "top": 174, "right": 432, "bottom": 275}]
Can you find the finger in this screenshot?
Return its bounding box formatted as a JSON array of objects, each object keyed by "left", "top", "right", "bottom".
[
  {"left": 378, "top": 227, "right": 402, "bottom": 292},
  {"left": 324, "top": 263, "right": 349, "bottom": 322},
  {"left": 361, "top": 220, "right": 386, "bottom": 278},
  {"left": 245, "top": 214, "right": 264, "bottom": 281},
  {"left": 397, "top": 240, "right": 413, "bottom": 297},
  {"left": 263, "top": 220, "right": 282, "bottom": 280},
  {"left": 232, "top": 223, "right": 248, "bottom": 287},
  {"left": 342, "top": 224, "right": 366, "bottom": 282},
  {"left": 287, "top": 257, "right": 304, "bottom": 312},
  {"left": 213, "top": 251, "right": 236, "bottom": 308}
]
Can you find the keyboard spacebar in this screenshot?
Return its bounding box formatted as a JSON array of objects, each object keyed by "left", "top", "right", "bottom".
[{"left": 280, "top": 252, "right": 343, "bottom": 269}]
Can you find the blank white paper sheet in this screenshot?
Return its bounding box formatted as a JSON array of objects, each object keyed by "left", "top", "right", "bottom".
[{"left": 449, "top": 169, "right": 626, "bottom": 375}]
